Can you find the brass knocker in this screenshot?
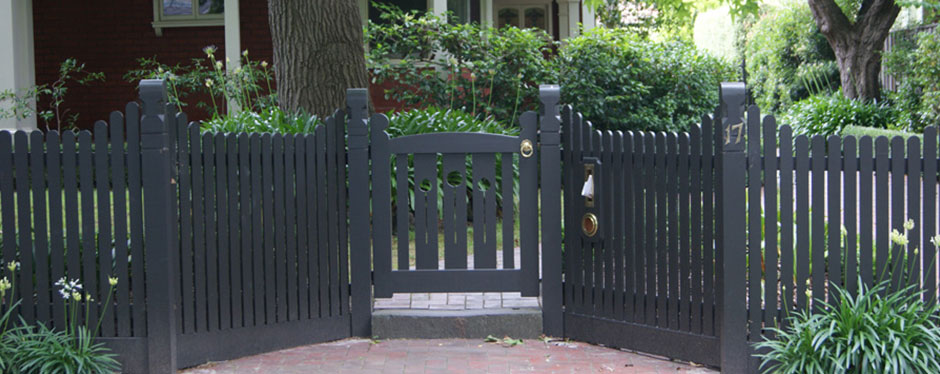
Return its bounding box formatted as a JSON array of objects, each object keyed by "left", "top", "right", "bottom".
[{"left": 520, "top": 139, "right": 534, "bottom": 158}]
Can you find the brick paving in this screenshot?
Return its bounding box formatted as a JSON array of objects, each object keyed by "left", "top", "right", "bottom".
[{"left": 179, "top": 338, "right": 718, "bottom": 374}]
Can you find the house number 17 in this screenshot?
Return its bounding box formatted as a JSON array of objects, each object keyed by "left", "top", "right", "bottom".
[{"left": 724, "top": 122, "right": 744, "bottom": 145}]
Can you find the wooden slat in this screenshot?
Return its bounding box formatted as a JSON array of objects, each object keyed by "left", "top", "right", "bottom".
[
  {"left": 763, "top": 116, "right": 779, "bottom": 331},
  {"left": 250, "top": 134, "right": 265, "bottom": 324},
  {"left": 272, "top": 134, "right": 287, "bottom": 322},
  {"left": 109, "top": 114, "right": 129, "bottom": 337},
  {"left": 795, "top": 135, "right": 810, "bottom": 311},
  {"left": 890, "top": 137, "right": 905, "bottom": 290},
  {"left": 178, "top": 118, "right": 194, "bottom": 335},
  {"left": 562, "top": 107, "right": 575, "bottom": 312},
  {"left": 125, "top": 103, "right": 146, "bottom": 337},
  {"left": 779, "top": 126, "right": 794, "bottom": 323},
  {"left": 30, "top": 131, "right": 51, "bottom": 325},
  {"left": 875, "top": 137, "right": 890, "bottom": 286},
  {"left": 227, "top": 135, "right": 243, "bottom": 327},
  {"left": 335, "top": 117, "right": 350, "bottom": 317},
  {"left": 678, "top": 132, "right": 690, "bottom": 331},
  {"left": 443, "top": 154, "right": 467, "bottom": 269},
  {"left": 907, "top": 137, "right": 921, "bottom": 292},
  {"left": 701, "top": 116, "right": 715, "bottom": 335},
  {"left": 860, "top": 137, "right": 875, "bottom": 289},
  {"left": 472, "top": 153, "right": 497, "bottom": 269},
  {"left": 239, "top": 133, "right": 255, "bottom": 326},
  {"left": 303, "top": 134, "right": 319, "bottom": 318},
  {"left": 827, "top": 135, "right": 842, "bottom": 304},
  {"left": 204, "top": 133, "right": 220, "bottom": 331},
  {"left": 315, "top": 127, "right": 330, "bottom": 318},
  {"left": 190, "top": 125, "right": 207, "bottom": 332},
  {"left": 613, "top": 131, "right": 626, "bottom": 322},
  {"left": 77, "top": 131, "right": 95, "bottom": 327},
  {"left": 844, "top": 136, "right": 858, "bottom": 297},
  {"left": 283, "top": 135, "right": 298, "bottom": 321},
  {"left": 325, "top": 120, "right": 340, "bottom": 317},
  {"left": 666, "top": 132, "right": 679, "bottom": 329},
  {"left": 645, "top": 132, "right": 657, "bottom": 325},
  {"left": 923, "top": 127, "right": 938, "bottom": 303},
  {"left": 262, "top": 133, "right": 276, "bottom": 323},
  {"left": 293, "top": 134, "right": 309, "bottom": 321},
  {"left": 414, "top": 153, "right": 438, "bottom": 270},
  {"left": 94, "top": 122, "right": 114, "bottom": 336},
  {"left": 656, "top": 132, "right": 668, "bottom": 327},
  {"left": 641, "top": 130, "right": 654, "bottom": 324},
  {"left": 570, "top": 114, "right": 584, "bottom": 315},
  {"left": 811, "top": 135, "right": 825, "bottom": 311},
  {"left": 46, "top": 131, "right": 66, "bottom": 330},
  {"left": 0, "top": 132, "right": 16, "bottom": 319},
  {"left": 216, "top": 134, "right": 232, "bottom": 329},
  {"left": 501, "top": 152, "right": 514, "bottom": 269},
  {"left": 623, "top": 131, "right": 636, "bottom": 323},
  {"left": 746, "top": 109, "right": 761, "bottom": 339},
  {"left": 602, "top": 131, "right": 614, "bottom": 317},
  {"left": 689, "top": 124, "right": 702, "bottom": 334},
  {"left": 395, "top": 155, "right": 410, "bottom": 271},
  {"left": 592, "top": 129, "right": 603, "bottom": 315}
]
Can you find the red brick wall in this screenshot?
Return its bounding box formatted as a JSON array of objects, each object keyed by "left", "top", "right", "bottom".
[{"left": 32, "top": 1, "right": 273, "bottom": 131}]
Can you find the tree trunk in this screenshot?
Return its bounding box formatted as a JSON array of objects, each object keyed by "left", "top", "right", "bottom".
[
  {"left": 807, "top": 0, "right": 899, "bottom": 100},
  {"left": 268, "top": 0, "right": 370, "bottom": 117}
]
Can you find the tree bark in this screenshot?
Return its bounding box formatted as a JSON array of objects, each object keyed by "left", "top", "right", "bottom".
[
  {"left": 268, "top": 0, "right": 370, "bottom": 117},
  {"left": 806, "top": 0, "right": 899, "bottom": 100}
]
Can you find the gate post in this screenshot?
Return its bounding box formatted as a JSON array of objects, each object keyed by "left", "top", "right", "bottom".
[
  {"left": 347, "top": 88, "right": 373, "bottom": 337},
  {"left": 718, "top": 82, "right": 748, "bottom": 373},
  {"left": 140, "top": 79, "right": 179, "bottom": 374},
  {"left": 539, "top": 85, "right": 564, "bottom": 337}
]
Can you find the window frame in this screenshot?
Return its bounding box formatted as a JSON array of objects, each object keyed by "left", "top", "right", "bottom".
[
  {"left": 152, "top": 0, "right": 225, "bottom": 36},
  {"left": 494, "top": 4, "right": 551, "bottom": 33}
]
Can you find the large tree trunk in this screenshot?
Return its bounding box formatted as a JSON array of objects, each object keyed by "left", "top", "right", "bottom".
[
  {"left": 807, "top": 0, "right": 899, "bottom": 100},
  {"left": 268, "top": 0, "right": 370, "bottom": 117}
]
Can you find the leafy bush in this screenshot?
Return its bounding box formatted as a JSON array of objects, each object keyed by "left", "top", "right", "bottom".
[
  {"left": 782, "top": 93, "right": 898, "bottom": 136},
  {"left": 366, "top": 4, "right": 556, "bottom": 126},
  {"left": 387, "top": 106, "right": 517, "bottom": 137},
  {"left": 0, "top": 58, "right": 105, "bottom": 132},
  {"left": 744, "top": 0, "right": 839, "bottom": 113},
  {"left": 201, "top": 107, "right": 320, "bottom": 135},
  {"left": 756, "top": 281, "right": 940, "bottom": 374},
  {"left": 556, "top": 28, "right": 738, "bottom": 133}
]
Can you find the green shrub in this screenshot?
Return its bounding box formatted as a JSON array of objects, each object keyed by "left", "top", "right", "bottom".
[
  {"left": 201, "top": 107, "right": 321, "bottom": 135},
  {"left": 387, "top": 106, "right": 516, "bottom": 137},
  {"left": 911, "top": 31, "right": 940, "bottom": 130},
  {"left": 744, "top": 0, "right": 839, "bottom": 113},
  {"left": 783, "top": 93, "right": 898, "bottom": 136},
  {"left": 366, "top": 4, "right": 555, "bottom": 126},
  {"left": 556, "top": 28, "right": 738, "bottom": 133},
  {"left": 756, "top": 281, "right": 940, "bottom": 374}
]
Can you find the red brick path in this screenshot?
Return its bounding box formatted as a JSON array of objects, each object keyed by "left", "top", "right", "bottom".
[{"left": 179, "top": 338, "right": 718, "bottom": 374}]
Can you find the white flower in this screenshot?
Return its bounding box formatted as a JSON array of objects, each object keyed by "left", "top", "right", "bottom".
[
  {"left": 242, "top": 50, "right": 249, "bottom": 57},
  {"left": 0, "top": 277, "right": 10, "bottom": 293},
  {"left": 931, "top": 235, "right": 940, "bottom": 249},
  {"left": 109, "top": 277, "right": 118, "bottom": 287},
  {"left": 890, "top": 229, "right": 909, "bottom": 247},
  {"left": 215, "top": 61, "right": 224, "bottom": 70},
  {"left": 205, "top": 79, "right": 214, "bottom": 88},
  {"left": 7, "top": 261, "right": 19, "bottom": 272},
  {"left": 260, "top": 61, "right": 268, "bottom": 68},
  {"left": 904, "top": 219, "right": 915, "bottom": 231}
]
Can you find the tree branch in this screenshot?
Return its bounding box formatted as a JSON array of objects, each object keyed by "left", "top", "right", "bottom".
[{"left": 806, "top": 0, "right": 853, "bottom": 39}]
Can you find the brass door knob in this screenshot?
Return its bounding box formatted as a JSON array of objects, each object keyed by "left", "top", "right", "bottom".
[
  {"left": 520, "top": 139, "right": 534, "bottom": 158},
  {"left": 582, "top": 213, "right": 598, "bottom": 237}
]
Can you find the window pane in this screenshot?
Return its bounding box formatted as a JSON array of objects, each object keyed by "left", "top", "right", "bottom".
[
  {"left": 448, "top": 0, "right": 470, "bottom": 24},
  {"left": 163, "top": 0, "right": 193, "bottom": 16},
  {"left": 199, "top": 0, "right": 224, "bottom": 15},
  {"left": 524, "top": 7, "right": 546, "bottom": 30},
  {"left": 498, "top": 8, "right": 519, "bottom": 28}
]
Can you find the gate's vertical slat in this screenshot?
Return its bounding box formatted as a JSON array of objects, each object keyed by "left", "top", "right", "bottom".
[
  {"left": 644, "top": 131, "right": 656, "bottom": 324},
  {"left": 779, "top": 126, "right": 794, "bottom": 323},
  {"left": 324, "top": 120, "right": 340, "bottom": 316},
  {"left": 284, "top": 136, "right": 298, "bottom": 321},
  {"left": 177, "top": 116, "right": 194, "bottom": 335},
  {"left": 14, "top": 131, "right": 34, "bottom": 324},
  {"left": 273, "top": 134, "right": 288, "bottom": 321},
  {"left": 501, "top": 152, "right": 514, "bottom": 269},
  {"left": 240, "top": 133, "right": 255, "bottom": 326},
  {"left": 217, "top": 134, "right": 232, "bottom": 329},
  {"left": 763, "top": 116, "right": 778, "bottom": 330},
  {"left": 294, "top": 134, "right": 309, "bottom": 321},
  {"left": 844, "top": 136, "right": 858, "bottom": 296},
  {"left": 890, "top": 137, "right": 905, "bottom": 290},
  {"left": 570, "top": 113, "right": 584, "bottom": 314},
  {"left": 29, "top": 132, "right": 49, "bottom": 325},
  {"left": 666, "top": 132, "right": 679, "bottom": 330},
  {"left": 875, "top": 137, "right": 890, "bottom": 285},
  {"left": 304, "top": 134, "right": 319, "bottom": 316},
  {"left": 191, "top": 125, "right": 207, "bottom": 332},
  {"left": 228, "top": 135, "right": 243, "bottom": 327},
  {"left": 923, "top": 127, "right": 938, "bottom": 303},
  {"left": 396, "top": 155, "right": 410, "bottom": 271},
  {"left": 443, "top": 154, "right": 467, "bottom": 269},
  {"left": 336, "top": 117, "right": 350, "bottom": 317},
  {"left": 562, "top": 106, "right": 574, "bottom": 310},
  {"left": 623, "top": 131, "right": 636, "bottom": 322},
  {"left": 370, "top": 115, "right": 392, "bottom": 298},
  {"left": 125, "top": 104, "right": 145, "bottom": 336},
  {"left": 701, "top": 115, "right": 715, "bottom": 335},
  {"left": 77, "top": 130, "right": 95, "bottom": 327},
  {"left": 690, "top": 124, "right": 702, "bottom": 334},
  {"left": 472, "top": 153, "right": 497, "bottom": 269},
  {"left": 678, "top": 133, "right": 690, "bottom": 331},
  {"left": 415, "top": 153, "right": 438, "bottom": 269},
  {"left": 592, "top": 129, "right": 603, "bottom": 315},
  {"left": 47, "top": 131, "right": 66, "bottom": 329},
  {"left": 655, "top": 132, "right": 668, "bottom": 327},
  {"left": 746, "top": 107, "right": 761, "bottom": 341},
  {"left": 204, "top": 133, "right": 220, "bottom": 330},
  {"left": 582, "top": 119, "right": 594, "bottom": 314},
  {"left": 0, "top": 132, "right": 13, "bottom": 308},
  {"left": 521, "top": 111, "right": 539, "bottom": 296},
  {"left": 485, "top": 152, "right": 499, "bottom": 271},
  {"left": 94, "top": 122, "right": 115, "bottom": 335},
  {"left": 828, "top": 135, "right": 843, "bottom": 302},
  {"left": 795, "top": 135, "right": 810, "bottom": 311},
  {"left": 907, "top": 137, "right": 921, "bottom": 291},
  {"left": 602, "top": 131, "right": 614, "bottom": 317},
  {"left": 811, "top": 135, "right": 826, "bottom": 310},
  {"left": 315, "top": 126, "right": 331, "bottom": 317},
  {"left": 860, "top": 137, "right": 875, "bottom": 288},
  {"left": 261, "top": 133, "right": 275, "bottom": 321},
  {"left": 613, "top": 131, "right": 625, "bottom": 321}
]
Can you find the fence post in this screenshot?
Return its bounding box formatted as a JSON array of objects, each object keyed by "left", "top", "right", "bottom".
[
  {"left": 347, "top": 88, "right": 372, "bottom": 337},
  {"left": 718, "top": 82, "right": 748, "bottom": 373},
  {"left": 140, "top": 79, "right": 179, "bottom": 374},
  {"left": 539, "top": 85, "right": 564, "bottom": 337}
]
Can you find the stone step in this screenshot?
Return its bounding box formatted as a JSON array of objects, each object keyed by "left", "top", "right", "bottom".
[{"left": 372, "top": 308, "right": 543, "bottom": 339}]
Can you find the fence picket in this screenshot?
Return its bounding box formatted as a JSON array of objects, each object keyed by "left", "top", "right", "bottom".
[
  {"left": 204, "top": 133, "right": 220, "bottom": 331},
  {"left": 283, "top": 135, "right": 297, "bottom": 321},
  {"left": 240, "top": 133, "right": 255, "bottom": 326},
  {"left": 701, "top": 115, "right": 715, "bottom": 336},
  {"left": 907, "top": 137, "right": 921, "bottom": 293},
  {"left": 762, "top": 116, "right": 778, "bottom": 331},
  {"left": 689, "top": 124, "right": 702, "bottom": 334},
  {"left": 924, "top": 127, "right": 938, "bottom": 303},
  {"left": 860, "top": 137, "right": 875, "bottom": 288},
  {"left": 30, "top": 131, "right": 50, "bottom": 325},
  {"left": 747, "top": 109, "right": 761, "bottom": 339},
  {"left": 46, "top": 131, "right": 66, "bottom": 329},
  {"left": 623, "top": 131, "right": 636, "bottom": 323},
  {"left": 875, "top": 137, "right": 890, "bottom": 286},
  {"left": 795, "top": 135, "right": 810, "bottom": 311},
  {"left": 77, "top": 131, "right": 95, "bottom": 327},
  {"left": 779, "top": 126, "right": 794, "bottom": 323},
  {"left": 828, "top": 135, "right": 842, "bottom": 303},
  {"left": 844, "top": 136, "right": 858, "bottom": 296},
  {"left": 227, "top": 135, "right": 243, "bottom": 327},
  {"left": 890, "top": 137, "right": 905, "bottom": 290}
]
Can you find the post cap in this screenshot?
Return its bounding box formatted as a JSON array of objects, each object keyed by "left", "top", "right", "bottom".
[{"left": 139, "top": 79, "right": 168, "bottom": 117}]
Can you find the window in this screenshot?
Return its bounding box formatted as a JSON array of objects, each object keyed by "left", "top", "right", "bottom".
[
  {"left": 496, "top": 5, "right": 549, "bottom": 32},
  {"left": 448, "top": 0, "right": 472, "bottom": 24},
  {"left": 152, "top": 0, "right": 225, "bottom": 36}
]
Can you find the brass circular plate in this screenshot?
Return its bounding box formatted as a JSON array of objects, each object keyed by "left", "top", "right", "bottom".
[
  {"left": 520, "top": 139, "right": 534, "bottom": 158},
  {"left": 582, "top": 213, "right": 598, "bottom": 237}
]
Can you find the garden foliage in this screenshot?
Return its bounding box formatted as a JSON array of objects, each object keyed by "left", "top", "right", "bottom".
[
  {"left": 783, "top": 93, "right": 898, "bottom": 136},
  {"left": 883, "top": 29, "right": 940, "bottom": 132}
]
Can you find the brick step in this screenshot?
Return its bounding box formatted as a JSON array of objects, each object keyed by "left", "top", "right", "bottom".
[{"left": 372, "top": 308, "right": 543, "bottom": 339}]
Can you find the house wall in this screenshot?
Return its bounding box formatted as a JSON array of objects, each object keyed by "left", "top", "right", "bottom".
[{"left": 32, "top": 0, "right": 273, "bottom": 131}]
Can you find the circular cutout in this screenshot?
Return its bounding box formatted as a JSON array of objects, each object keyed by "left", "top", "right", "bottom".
[
  {"left": 446, "top": 171, "right": 463, "bottom": 187},
  {"left": 582, "top": 213, "right": 598, "bottom": 237},
  {"left": 419, "top": 179, "right": 432, "bottom": 192},
  {"left": 477, "top": 178, "right": 492, "bottom": 192}
]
